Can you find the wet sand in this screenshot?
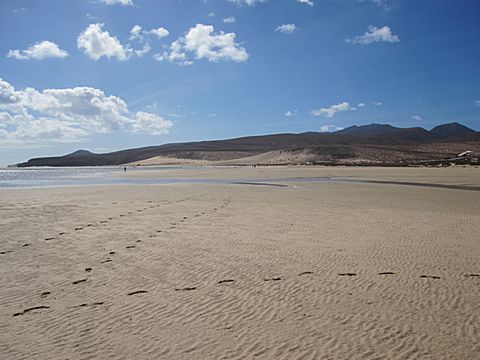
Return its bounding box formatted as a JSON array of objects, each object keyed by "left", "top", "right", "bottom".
[{"left": 1, "top": 166, "right": 479, "bottom": 359}]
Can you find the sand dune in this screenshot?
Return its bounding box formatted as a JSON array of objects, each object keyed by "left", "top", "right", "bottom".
[{"left": 1, "top": 167, "right": 479, "bottom": 359}]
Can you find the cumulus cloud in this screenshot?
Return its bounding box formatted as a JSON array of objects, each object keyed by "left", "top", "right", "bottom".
[
  {"left": 78, "top": 23, "right": 130, "bottom": 61},
  {"left": 223, "top": 16, "right": 236, "bottom": 23},
  {"left": 0, "top": 78, "right": 172, "bottom": 145},
  {"left": 297, "top": 0, "right": 314, "bottom": 6},
  {"left": 285, "top": 110, "right": 298, "bottom": 117},
  {"left": 346, "top": 25, "right": 399, "bottom": 45},
  {"left": 129, "top": 25, "right": 169, "bottom": 43},
  {"left": 474, "top": 100, "right": 480, "bottom": 107},
  {"left": 275, "top": 24, "right": 297, "bottom": 34},
  {"left": 149, "top": 27, "right": 170, "bottom": 39},
  {"left": 7, "top": 41, "right": 69, "bottom": 60},
  {"left": 99, "top": 0, "right": 133, "bottom": 5},
  {"left": 155, "top": 24, "right": 248, "bottom": 65},
  {"left": 311, "top": 102, "right": 353, "bottom": 118},
  {"left": 154, "top": 40, "right": 193, "bottom": 65},
  {"left": 412, "top": 115, "right": 422, "bottom": 121}
]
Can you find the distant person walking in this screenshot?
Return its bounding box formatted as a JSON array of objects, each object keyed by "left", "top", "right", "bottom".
[{"left": 124, "top": 166, "right": 127, "bottom": 173}]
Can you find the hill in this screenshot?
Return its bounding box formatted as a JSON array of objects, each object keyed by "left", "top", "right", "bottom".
[{"left": 15, "top": 122, "right": 480, "bottom": 167}]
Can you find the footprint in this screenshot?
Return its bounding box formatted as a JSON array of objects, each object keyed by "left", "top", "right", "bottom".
[
  {"left": 13, "top": 306, "right": 50, "bottom": 317},
  {"left": 45, "top": 237, "right": 56, "bottom": 241},
  {"left": 101, "top": 259, "right": 112, "bottom": 263},
  {"left": 298, "top": 271, "right": 313, "bottom": 276},
  {"left": 218, "top": 279, "right": 235, "bottom": 284},
  {"left": 339, "top": 273, "right": 357, "bottom": 277},
  {"left": 74, "top": 227, "right": 83, "bottom": 231},
  {"left": 127, "top": 290, "right": 148, "bottom": 296},
  {"left": 175, "top": 287, "right": 197, "bottom": 291},
  {"left": 264, "top": 277, "right": 282, "bottom": 282},
  {"left": 22, "top": 243, "right": 31, "bottom": 247},
  {"left": 40, "top": 291, "right": 51, "bottom": 298},
  {"left": 109, "top": 251, "right": 116, "bottom": 255},
  {"left": 100, "top": 221, "right": 107, "bottom": 224},
  {"left": 76, "top": 301, "right": 104, "bottom": 308},
  {"left": 378, "top": 272, "right": 395, "bottom": 275},
  {"left": 136, "top": 240, "right": 142, "bottom": 243},
  {"left": 87, "top": 224, "right": 93, "bottom": 227},
  {"left": 58, "top": 232, "right": 66, "bottom": 236},
  {"left": 420, "top": 275, "right": 441, "bottom": 279},
  {"left": 108, "top": 217, "right": 113, "bottom": 220},
  {"left": 465, "top": 274, "right": 480, "bottom": 277},
  {"left": 0, "top": 250, "right": 13, "bottom": 255},
  {"left": 85, "top": 267, "right": 92, "bottom": 272},
  {"left": 126, "top": 245, "right": 136, "bottom": 249},
  {"left": 73, "top": 278, "right": 88, "bottom": 285}
]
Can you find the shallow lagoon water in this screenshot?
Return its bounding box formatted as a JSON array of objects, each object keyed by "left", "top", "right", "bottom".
[{"left": 1, "top": 166, "right": 479, "bottom": 192}]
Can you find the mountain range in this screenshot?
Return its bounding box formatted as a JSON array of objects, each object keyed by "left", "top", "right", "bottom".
[{"left": 16, "top": 122, "right": 480, "bottom": 167}]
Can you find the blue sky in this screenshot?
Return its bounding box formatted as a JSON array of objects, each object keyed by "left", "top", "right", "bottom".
[{"left": 1, "top": 0, "right": 479, "bottom": 165}]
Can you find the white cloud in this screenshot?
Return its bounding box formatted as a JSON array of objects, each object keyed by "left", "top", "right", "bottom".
[
  {"left": 208, "top": 113, "right": 217, "bottom": 118},
  {"left": 275, "top": 23, "right": 297, "bottom": 34},
  {"left": 311, "top": 102, "right": 353, "bottom": 118},
  {"left": 7, "top": 41, "right": 69, "bottom": 60},
  {"left": 223, "top": 16, "right": 236, "bottom": 23},
  {"left": 228, "top": 0, "right": 267, "bottom": 6},
  {"left": 285, "top": 110, "right": 298, "bottom": 117},
  {"left": 154, "top": 40, "right": 193, "bottom": 65},
  {"left": 346, "top": 25, "right": 399, "bottom": 45},
  {"left": 129, "top": 25, "right": 143, "bottom": 40},
  {"left": 134, "top": 43, "right": 151, "bottom": 57},
  {"left": 149, "top": 27, "right": 169, "bottom": 39},
  {"left": 320, "top": 124, "right": 344, "bottom": 132},
  {"left": 207, "top": 12, "right": 216, "bottom": 18},
  {"left": 297, "top": 0, "right": 314, "bottom": 6},
  {"left": 130, "top": 24, "right": 169, "bottom": 40},
  {"left": 412, "top": 115, "right": 422, "bottom": 121},
  {"left": 358, "top": 103, "right": 366, "bottom": 107},
  {"left": 131, "top": 112, "right": 172, "bottom": 135},
  {"left": 371, "top": 101, "right": 383, "bottom": 106},
  {"left": 0, "top": 78, "right": 172, "bottom": 145},
  {"left": 78, "top": 23, "right": 130, "bottom": 61},
  {"left": 99, "top": 0, "right": 133, "bottom": 5},
  {"left": 474, "top": 100, "right": 480, "bottom": 107},
  {"left": 155, "top": 24, "right": 248, "bottom": 64}
]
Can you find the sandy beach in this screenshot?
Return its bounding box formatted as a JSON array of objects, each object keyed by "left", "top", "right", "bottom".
[{"left": 1, "top": 166, "right": 479, "bottom": 359}]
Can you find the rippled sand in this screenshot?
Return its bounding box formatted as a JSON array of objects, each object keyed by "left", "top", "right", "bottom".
[{"left": 1, "top": 167, "right": 479, "bottom": 359}]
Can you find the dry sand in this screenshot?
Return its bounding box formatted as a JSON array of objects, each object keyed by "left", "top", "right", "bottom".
[{"left": 1, "top": 166, "right": 479, "bottom": 359}]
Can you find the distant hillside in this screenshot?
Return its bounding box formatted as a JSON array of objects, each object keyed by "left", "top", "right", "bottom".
[
  {"left": 430, "top": 122, "right": 477, "bottom": 138},
  {"left": 16, "top": 122, "right": 480, "bottom": 167}
]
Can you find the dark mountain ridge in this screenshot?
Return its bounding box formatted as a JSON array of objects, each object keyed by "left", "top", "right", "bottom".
[{"left": 16, "top": 122, "right": 480, "bottom": 167}]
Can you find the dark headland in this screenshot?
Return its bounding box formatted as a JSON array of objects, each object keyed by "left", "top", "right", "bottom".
[{"left": 15, "top": 122, "right": 480, "bottom": 167}]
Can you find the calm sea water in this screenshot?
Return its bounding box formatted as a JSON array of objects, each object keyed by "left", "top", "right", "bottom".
[{"left": 0, "top": 166, "right": 210, "bottom": 189}]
